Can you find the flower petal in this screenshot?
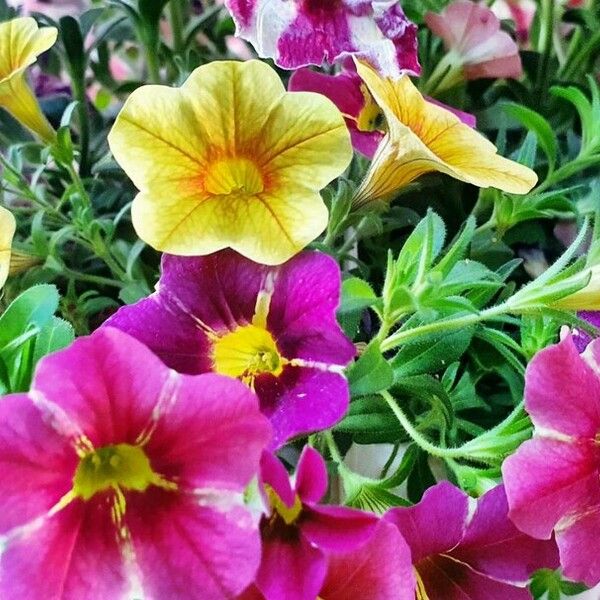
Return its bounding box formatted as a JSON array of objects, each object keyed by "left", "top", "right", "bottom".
[
  {"left": 0, "top": 206, "right": 15, "bottom": 289},
  {"left": 502, "top": 437, "right": 600, "bottom": 539},
  {"left": 260, "top": 450, "right": 295, "bottom": 508},
  {"left": 0, "top": 394, "right": 76, "bottom": 534},
  {"left": 127, "top": 488, "right": 261, "bottom": 600},
  {"left": 295, "top": 446, "right": 328, "bottom": 505}
]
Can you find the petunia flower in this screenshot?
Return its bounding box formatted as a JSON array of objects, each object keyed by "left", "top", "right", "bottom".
[
  {"left": 254, "top": 447, "right": 378, "bottom": 600},
  {"left": 425, "top": 0, "right": 522, "bottom": 92},
  {"left": 573, "top": 311, "right": 600, "bottom": 351},
  {"left": 223, "top": 0, "right": 419, "bottom": 79},
  {"left": 104, "top": 249, "right": 356, "bottom": 449},
  {"left": 386, "top": 482, "right": 560, "bottom": 599},
  {"left": 502, "top": 334, "right": 600, "bottom": 587},
  {"left": 7, "top": 0, "right": 88, "bottom": 20},
  {"left": 0, "top": 327, "right": 272, "bottom": 599},
  {"left": 0, "top": 17, "right": 57, "bottom": 142},
  {"left": 289, "top": 65, "right": 477, "bottom": 159},
  {"left": 351, "top": 60, "right": 537, "bottom": 209},
  {"left": 0, "top": 206, "right": 15, "bottom": 289},
  {"left": 492, "top": 0, "right": 537, "bottom": 45},
  {"left": 239, "top": 520, "right": 415, "bottom": 600},
  {"left": 108, "top": 59, "right": 351, "bottom": 266}
]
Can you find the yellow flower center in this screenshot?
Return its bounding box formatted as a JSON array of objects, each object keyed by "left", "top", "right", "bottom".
[
  {"left": 264, "top": 484, "right": 303, "bottom": 526},
  {"left": 212, "top": 324, "right": 285, "bottom": 384},
  {"left": 203, "top": 157, "right": 264, "bottom": 196},
  {"left": 73, "top": 443, "right": 163, "bottom": 501},
  {"left": 356, "top": 83, "right": 385, "bottom": 132},
  {"left": 415, "top": 567, "right": 431, "bottom": 600}
]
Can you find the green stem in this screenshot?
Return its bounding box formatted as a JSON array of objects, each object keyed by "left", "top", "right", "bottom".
[
  {"left": 61, "top": 267, "right": 125, "bottom": 289},
  {"left": 535, "top": 0, "right": 556, "bottom": 103},
  {"left": 323, "top": 431, "right": 352, "bottom": 477},
  {"left": 169, "top": 0, "right": 186, "bottom": 54},
  {"left": 535, "top": 154, "right": 600, "bottom": 194},
  {"left": 146, "top": 46, "right": 161, "bottom": 84},
  {"left": 71, "top": 80, "right": 90, "bottom": 177}
]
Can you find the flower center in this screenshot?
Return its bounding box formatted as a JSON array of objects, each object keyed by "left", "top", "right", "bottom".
[
  {"left": 264, "top": 484, "right": 303, "bottom": 526},
  {"left": 356, "top": 83, "right": 385, "bottom": 132},
  {"left": 73, "top": 443, "right": 161, "bottom": 501},
  {"left": 212, "top": 324, "right": 285, "bottom": 384},
  {"left": 415, "top": 567, "right": 431, "bottom": 600},
  {"left": 203, "top": 157, "right": 264, "bottom": 196}
]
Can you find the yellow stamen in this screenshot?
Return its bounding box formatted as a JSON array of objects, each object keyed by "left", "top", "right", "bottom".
[
  {"left": 415, "top": 568, "right": 431, "bottom": 600},
  {"left": 264, "top": 484, "right": 303, "bottom": 526},
  {"left": 203, "top": 157, "right": 264, "bottom": 196}
]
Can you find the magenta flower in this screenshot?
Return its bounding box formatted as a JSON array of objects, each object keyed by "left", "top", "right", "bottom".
[
  {"left": 492, "top": 0, "right": 536, "bottom": 44},
  {"left": 8, "top": 0, "right": 88, "bottom": 20},
  {"left": 223, "top": 0, "right": 420, "bottom": 79},
  {"left": 0, "top": 327, "right": 271, "bottom": 600},
  {"left": 239, "top": 520, "right": 414, "bottom": 600},
  {"left": 105, "top": 250, "right": 355, "bottom": 450},
  {"left": 503, "top": 334, "right": 600, "bottom": 587},
  {"left": 425, "top": 0, "right": 522, "bottom": 84},
  {"left": 386, "top": 482, "right": 559, "bottom": 599},
  {"left": 255, "top": 447, "right": 378, "bottom": 600}
]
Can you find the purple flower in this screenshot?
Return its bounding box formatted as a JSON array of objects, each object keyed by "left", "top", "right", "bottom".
[
  {"left": 105, "top": 250, "right": 355, "bottom": 449},
  {"left": 573, "top": 311, "right": 600, "bottom": 351},
  {"left": 503, "top": 334, "right": 600, "bottom": 587},
  {"left": 386, "top": 482, "right": 559, "bottom": 599},
  {"left": 255, "top": 447, "right": 378, "bottom": 600},
  {"left": 0, "top": 328, "right": 271, "bottom": 599},
  {"left": 223, "top": 0, "right": 420, "bottom": 78}
]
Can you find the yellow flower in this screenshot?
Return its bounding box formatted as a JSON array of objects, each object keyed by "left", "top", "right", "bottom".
[
  {"left": 554, "top": 266, "right": 600, "bottom": 311},
  {"left": 0, "top": 17, "right": 57, "bottom": 142},
  {"left": 108, "top": 60, "right": 352, "bottom": 265},
  {"left": 352, "top": 60, "right": 537, "bottom": 209},
  {"left": 0, "top": 206, "right": 16, "bottom": 290}
]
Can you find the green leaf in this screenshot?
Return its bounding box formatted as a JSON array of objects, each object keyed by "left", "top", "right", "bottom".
[
  {"left": 59, "top": 16, "right": 86, "bottom": 82},
  {"left": 33, "top": 317, "right": 74, "bottom": 365},
  {"left": 339, "top": 277, "right": 377, "bottom": 314},
  {"left": 347, "top": 343, "right": 393, "bottom": 397},
  {"left": 515, "top": 130, "right": 538, "bottom": 168}
]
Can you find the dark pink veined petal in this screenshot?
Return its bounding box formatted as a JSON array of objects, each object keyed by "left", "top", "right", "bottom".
[
  {"left": 451, "top": 485, "right": 559, "bottom": 584},
  {"left": 145, "top": 373, "right": 271, "bottom": 491},
  {"left": 255, "top": 366, "right": 350, "bottom": 450},
  {"left": 260, "top": 450, "right": 296, "bottom": 508},
  {"left": 556, "top": 505, "right": 600, "bottom": 587},
  {"left": 0, "top": 394, "right": 76, "bottom": 534},
  {"left": 320, "top": 521, "right": 415, "bottom": 600},
  {"left": 127, "top": 488, "right": 261, "bottom": 600},
  {"left": 302, "top": 504, "right": 377, "bottom": 553},
  {"left": 525, "top": 335, "right": 600, "bottom": 438},
  {"left": 385, "top": 481, "right": 469, "bottom": 563},
  {"left": 502, "top": 437, "right": 600, "bottom": 539},
  {"left": 31, "top": 328, "right": 172, "bottom": 447},
  {"left": 295, "top": 446, "right": 328, "bottom": 504},
  {"left": 256, "top": 534, "right": 326, "bottom": 600},
  {"left": 418, "top": 555, "right": 532, "bottom": 600},
  {"left": 104, "top": 295, "right": 212, "bottom": 375},
  {"left": 0, "top": 497, "right": 127, "bottom": 600},
  {"left": 267, "top": 251, "right": 355, "bottom": 366}
]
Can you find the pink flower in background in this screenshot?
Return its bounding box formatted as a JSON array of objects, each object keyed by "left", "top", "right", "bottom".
[
  {"left": 8, "top": 0, "right": 88, "bottom": 19},
  {"left": 492, "top": 0, "right": 536, "bottom": 44},
  {"left": 386, "top": 482, "right": 559, "bottom": 599},
  {"left": 426, "top": 0, "right": 522, "bottom": 81},
  {"left": 573, "top": 311, "right": 600, "bottom": 350},
  {"left": 223, "top": 0, "right": 420, "bottom": 78},
  {"left": 239, "top": 520, "right": 414, "bottom": 600},
  {"left": 0, "top": 328, "right": 271, "bottom": 599},
  {"left": 503, "top": 334, "right": 600, "bottom": 587},
  {"left": 105, "top": 250, "right": 355, "bottom": 449},
  {"left": 254, "top": 447, "right": 377, "bottom": 600}
]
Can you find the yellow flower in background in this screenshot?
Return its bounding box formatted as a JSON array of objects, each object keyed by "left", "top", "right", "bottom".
[
  {"left": 554, "top": 265, "right": 600, "bottom": 311},
  {"left": 352, "top": 60, "right": 537, "bottom": 209},
  {"left": 0, "top": 207, "right": 16, "bottom": 290},
  {"left": 0, "top": 17, "right": 57, "bottom": 142},
  {"left": 108, "top": 60, "right": 352, "bottom": 265}
]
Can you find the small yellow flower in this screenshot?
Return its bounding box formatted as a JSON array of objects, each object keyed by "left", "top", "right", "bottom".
[
  {"left": 554, "top": 266, "right": 600, "bottom": 311},
  {"left": 352, "top": 60, "right": 537, "bottom": 209},
  {"left": 0, "top": 17, "right": 57, "bottom": 142},
  {"left": 0, "top": 206, "right": 16, "bottom": 290},
  {"left": 108, "top": 60, "right": 352, "bottom": 265}
]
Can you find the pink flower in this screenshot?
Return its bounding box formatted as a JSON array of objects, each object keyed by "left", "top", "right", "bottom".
[
  {"left": 503, "top": 334, "right": 600, "bottom": 587},
  {"left": 0, "top": 328, "right": 271, "bottom": 599},
  {"left": 426, "top": 0, "right": 522, "bottom": 81},
  {"left": 254, "top": 447, "right": 379, "bottom": 600},
  {"left": 386, "top": 482, "right": 559, "bottom": 599},
  {"left": 289, "top": 65, "right": 476, "bottom": 159},
  {"left": 492, "top": 0, "right": 536, "bottom": 44},
  {"left": 239, "top": 520, "right": 414, "bottom": 600},
  {"left": 8, "top": 0, "right": 88, "bottom": 20},
  {"left": 223, "top": 0, "right": 420, "bottom": 79},
  {"left": 105, "top": 250, "right": 355, "bottom": 449}
]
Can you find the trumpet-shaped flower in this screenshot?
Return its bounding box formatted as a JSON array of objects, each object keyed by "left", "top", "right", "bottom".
[
  {"left": 425, "top": 1, "right": 522, "bottom": 89},
  {"left": 224, "top": 0, "right": 419, "bottom": 79},
  {"left": 502, "top": 334, "right": 600, "bottom": 587},
  {"left": 386, "top": 482, "right": 559, "bottom": 599},
  {"left": 105, "top": 250, "right": 355, "bottom": 449},
  {"left": 352, "top": 60, "right": 537, "bottom": 209},
  {"left": 0, "top": 206, "right": 15, "bottom": 289},
  {"left": 0, "top": 328, "right": 271, "bottom": 599},
  {"left": 108, "top": 60, "right": 352, "bottom": 265},
  {"left": 0, "top": 17, "right": 56, "bottom": 142},
  {"left": 492, "top": 0, "right": 536, "bottom": 44},
  {"left": 239, "top": 520, "right": 414, "bottom": 600},
  {"left": 255, "top": 447, "right": 378, "bottom": 600}
]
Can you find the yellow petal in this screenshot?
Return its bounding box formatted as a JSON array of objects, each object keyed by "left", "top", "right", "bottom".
[
  {"left": 0, "top": 206, "right": 16, "bottom": 289},
  {"left": 109, "top": 60, "right": 351, "bottom": 265},
  {"left": 353, "top": 60, "right": 537, "bottom": 208}
]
